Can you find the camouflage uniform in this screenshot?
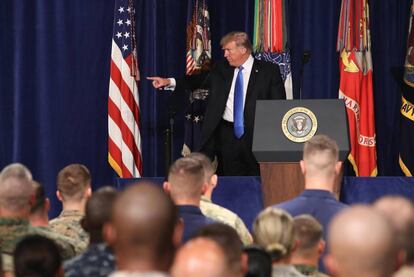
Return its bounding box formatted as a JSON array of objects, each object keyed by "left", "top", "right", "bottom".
[
  {"left": 49, "top": 210, "right": 89, "bottom": 254},
  {"left": 294, "top": 264, "right": 330, "bottom": 277},
  {"left": 64, "top": 243, "right": 115, "bottom": 277},
  {"left": 0, "top": 218, "right": 75, "bottom": 273},
  {"left": 31, "top": 225, "right": 77, "bottom": 259},
  {"left": 200, "top": 196, "right": 253, "bottom": 245}
]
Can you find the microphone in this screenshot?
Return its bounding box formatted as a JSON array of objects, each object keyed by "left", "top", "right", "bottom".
[{"left": 300, "top": 51, "right": 312, "bottom": 99}]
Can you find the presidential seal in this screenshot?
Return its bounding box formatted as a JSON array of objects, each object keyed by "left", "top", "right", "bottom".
[{"left": 281, "top": 107, "right": 318, "bottom": 143}]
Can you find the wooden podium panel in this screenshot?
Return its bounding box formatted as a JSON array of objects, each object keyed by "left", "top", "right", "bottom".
[{"left": 260, "top": 162, "right": 304, "bottom": 207}]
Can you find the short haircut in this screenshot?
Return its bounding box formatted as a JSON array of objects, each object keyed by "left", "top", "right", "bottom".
[
  {"left": 193, "top": 223, "right": 243, "bottom": 273},
  {"left": 243, "top": 245, "right": 272, "bottom": 277},
  {"left": 111, "top": 182, "right": 179, "bottom": 259},
  {"left": 31, "top": 181, "right": 47, "bottom": 214},
  {"left": 253, "top": 207, "right": 295, "bottom": 261},
  {"left": 188, "top": 152, "right": 216, "bottom": 181},
  {"left": 167, "top": 157, "right": 205, "bottom": 200},
  {"left": 14, "top": 235, "right": 62, "bottom": 277},
  {"left": 303, "top": 134, "right": 339, "bottom": 176},
  {"left": 220, "top": 31, "right": 253, "bottom": 53},
  {"left": 56, "top": 164, "right": 91, "bottom": 201},
  {"left": 83, "top": 186, "right": 118, "bottom": 243},
  {"left": 293, "top": 214, "right": 323, "bottom": 251},
  {"left": 0, "top": 163, "right": 33, "bottom": 212}
]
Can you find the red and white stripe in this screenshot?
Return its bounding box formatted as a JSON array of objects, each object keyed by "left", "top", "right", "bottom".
[{"left": 108, "top": 39, "right": 142, "bottom": 177}]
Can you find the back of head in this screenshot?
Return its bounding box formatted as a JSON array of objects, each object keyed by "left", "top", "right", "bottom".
[
  {"left": 109, "top": 182, "right": 178, "bottom": 265},
  {"left": 172, "top": 237, "right": 239, "bottom": 277},
  {"left": 83, "top": 186, "right": 117, "bottom": 244},
  {"left": 14, "top": 235, "right": 62, "bottom": 277},
  {"left": 0, "top": 163, "right": 33, "bottom": 215},
  {"left": 188, "top": 152, "right": 216, "bottom": 183},
  {"left": 31, "top": 181, "right": 47, "bottom": 215},
  {"left": 56, "top": 164, "right": 91, "bottom": 202},
  {"left": 327, "top": 205, "right": 398, "bottom": 277},
  {"left": 293, "top": 214, "right": 323, "bottom": 258},
  {"left": 373, "top": 195, "right": 414, "bottom": 265},
  {"left": 167, "top": 157, "right": 205, "bottom": 202},
  {"left": 243, "top": 245, "right": 272, "bottom": 277},
  {"left": 302, "top": 134, "right": 339, "bottom": 179},
  {"left": 193, "top": 223, "right": 244, "bottom": 275},
  {"left": 220, "top": 31, "right": 253, "bottom": 54},
  {"left": 252, "top": 207, "right": 295, "bottom": 262}
]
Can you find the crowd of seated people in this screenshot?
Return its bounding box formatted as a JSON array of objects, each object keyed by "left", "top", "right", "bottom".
[{"left": 0, "top": 134, "right": 413, "bottom": 277}]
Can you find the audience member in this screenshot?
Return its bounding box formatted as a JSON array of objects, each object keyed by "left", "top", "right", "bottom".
[
  {"left": 325, "top": 205, "right": 399, "bottom": 277},
  {"left": 29, "top": 181, "right": 50, "bottom": 227},
  {"left": 0, "top": 163, "right": 74, "bottom": 274},
  {"left": 171, "top": 237, "right": 242, "bottom": 277},
  {"left": 164, "top": 157, "right": 214, "bottom": 242},
  {"left": 243, "top": 245, "right": 272, "bottom": 277},
  {"left": 373, "top": 196, "right": 414, "bottom": 277},
  {"left": 292, "top": 215, "right": 329, "bottom": 277},
  {"left": 106, "top": 182, "right": 182, "bottom": 276},
  {"left": 188, "top": 152, "right": 252, "bottom": 245},
  {"left": 274, "top": 134, "right": 347, "bottom": 271},
  {"left": 64, "top": 186, "right": 118, "bottom": 277},
  {"left": 50, "top": 164, "right": 91, "bottom": 254},
  {"left": 13, "top": 235, "right": 63, "bottom": 277},
  {"left": 252, "top": 207, "right": 305, "bottom": 277},
  {"left": 192, "top": 223, "right": 248, "bottom": 276}
]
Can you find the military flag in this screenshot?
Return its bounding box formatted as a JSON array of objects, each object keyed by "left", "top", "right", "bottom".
[
  {"left": 337, "top": 0, "right": 377, "bottom": 176},
  {"left": 253, "top": 0, "right": 293, "bottom": 99},
  {"left": 400, "top": 1, "right": 414, "bottom": 176},
  {"left": 182, "top": 0, "right": 211, "bottom": 156}
]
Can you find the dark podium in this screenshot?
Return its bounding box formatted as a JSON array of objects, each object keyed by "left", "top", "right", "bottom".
[{"left": 252, "top": 99, "right": 350, "bottom": 207}]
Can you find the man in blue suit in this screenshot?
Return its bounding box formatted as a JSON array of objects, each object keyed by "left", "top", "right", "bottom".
[{"left": 148, "top": 31, "right": 286, "bottom": 176}]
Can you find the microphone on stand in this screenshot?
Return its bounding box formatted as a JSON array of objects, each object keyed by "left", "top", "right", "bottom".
[{"left": 300, "top": 51, "right": 311, "bottom": 99}]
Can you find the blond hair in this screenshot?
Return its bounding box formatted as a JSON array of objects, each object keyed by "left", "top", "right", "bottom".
[{"left": 253, "top": 207, "right": 295, "bottom": 261}]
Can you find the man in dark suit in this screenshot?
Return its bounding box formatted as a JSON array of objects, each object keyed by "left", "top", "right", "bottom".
[{"left": 148, "top": 31, "right": 286, "bottom": 176}]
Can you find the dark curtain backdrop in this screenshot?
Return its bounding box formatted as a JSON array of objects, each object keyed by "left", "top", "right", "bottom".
[{"left": 0, "top": 0, "right": 411, "bottom": 217}]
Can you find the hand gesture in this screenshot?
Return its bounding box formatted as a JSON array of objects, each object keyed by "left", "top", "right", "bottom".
[{"left": 147, "top": 77, "right": 171, "bottom": 89}]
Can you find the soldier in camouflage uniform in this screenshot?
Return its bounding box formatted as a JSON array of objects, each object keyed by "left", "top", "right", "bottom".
[
  {"left": 50, "top": 164, "right": 91, "bottom": 254},
  {"left": 0, "top": 164, "right": 75, "bottom": 273},
  {"left": 292, "top": 215, "right": 330, "bottom": 277},
  {"left": 64, "top": 187, "right": 118, "bottom": 277},
  {"left": 188, "top": 152, "right": 253, "bottom": 245}
]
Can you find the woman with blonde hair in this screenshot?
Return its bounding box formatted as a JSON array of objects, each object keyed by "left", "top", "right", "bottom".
[{"left": 253, "top": 207, "right": 305, "bottom": 277}]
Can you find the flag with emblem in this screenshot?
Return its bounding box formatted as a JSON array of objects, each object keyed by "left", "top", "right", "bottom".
[
  {"left": 400, "top": 1, "right": 414, "bottom": 176},
  {"left": 108, "top": 0, "right": 142, "bottom": 177},
  {"left": 337, "top": 0, "right": 377, "bottom": 176},
  {"left": 253, "top": 0, "right": 293, "bottom": 99},
  {"left": 182, "top": 0, "right": 211, "bottom": 156}
]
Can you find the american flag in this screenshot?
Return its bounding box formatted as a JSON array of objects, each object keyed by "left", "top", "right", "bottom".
[{"left": 108, "top": 0, "right": 142, "bottom": 177}]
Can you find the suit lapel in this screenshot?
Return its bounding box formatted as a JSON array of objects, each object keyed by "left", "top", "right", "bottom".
[{"left": 245, "top": 59, "right": 259, "bottom": 110}]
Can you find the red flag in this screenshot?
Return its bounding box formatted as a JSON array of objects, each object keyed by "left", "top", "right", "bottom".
[
  {"left": 337, "top": 0, "right": 377, "bottom": 176},
  {"left": 108, "top": 0, "right": 142, "bottom": 177}
]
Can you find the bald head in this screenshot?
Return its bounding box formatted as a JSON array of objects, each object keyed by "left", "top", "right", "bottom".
[
  {"left": 374, "top": 196, "right": 414, "bottom": 265},
  {"left": 107, "top": 182, "right": 179, "bottom": 271},
  {"left": 172, "top": 237, "right": 240, "bottom": 277},
  {"left": 326, "top": 205, "right": 398, "bottom": 277},
  {"left": 166, "top": 157, "right": 205, "bottom": 204},
  {"left": 0, "top": 163, "right": 33, "bottom": 216}
]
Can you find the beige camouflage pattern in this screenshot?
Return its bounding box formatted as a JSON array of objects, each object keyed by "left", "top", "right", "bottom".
[
  {"left": 294, "top": 264, "right": 330, "bottom": 277},
  {"left": 49, "top": 210, "right": 89, "bottom": 255},
  {"left": 200, "top": 196, "right": 252, "bottom": 245},
  {"left": 0, "top": 218, "right": 76, "bottom": 273}
]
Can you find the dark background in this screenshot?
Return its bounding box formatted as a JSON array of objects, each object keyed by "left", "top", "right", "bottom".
[{"left": 0, "top": 0, "right": 411, "bottom": 217}]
